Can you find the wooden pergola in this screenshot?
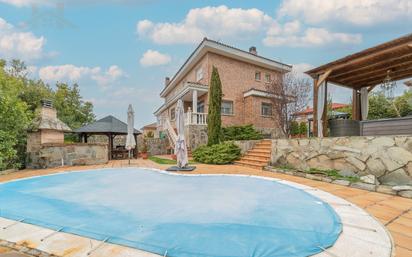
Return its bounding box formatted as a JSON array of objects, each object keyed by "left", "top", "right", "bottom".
[
  {"left": 74, "top": 115, "right": 141, "bottom": 160},
  {"left": 306, "top": 33, "right": 412, "bottom": 136}
]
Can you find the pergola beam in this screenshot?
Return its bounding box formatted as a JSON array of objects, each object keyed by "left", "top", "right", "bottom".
[
  {"left": 329, "top": 52, "right": 412, "bottom": 80},
  {"left": 359, "top": 68, "right": 412, "bottom": 88},
  {"left": 340, "top": 61, "right": 412, "bottom": 85},
  {"left": 315, "top": 69, "right": 332, "bottom": 89}
]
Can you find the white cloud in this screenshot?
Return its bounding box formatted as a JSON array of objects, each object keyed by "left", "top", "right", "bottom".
[
  {"left": 137, "top": 5, "right": 363, "bottom": 48},
  {"left": 278, "top": 0, "right": 412, "bottom": 26},
  {"left": 38, "top": 64, "right": 125, "bottom": 87},
  {"left": 139, "top": 50, "right": 171, "bottom": 67},
  {"left": 264, "top": 27, "right": 362, "bottom": 47},
  {"left": 0, "top": 17, "right": 48, "bottom": 61},
  {"left": 0, "top": 0, "right": 50, "bottom": 7},
  {"left": 292, "top": 63, "right": 313, "bottom": 74},
  {"left": 137, "top": 5, "right": 274, "bottom": 45}
]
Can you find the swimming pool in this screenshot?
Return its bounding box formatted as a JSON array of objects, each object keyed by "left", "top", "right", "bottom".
[{"left": 0, "top": 168, "right": 341, "bottom": 257}]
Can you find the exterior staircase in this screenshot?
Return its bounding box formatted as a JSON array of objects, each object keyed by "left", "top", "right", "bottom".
[{"left": 235, "top": 140, "right": 272, "bottom": 169}]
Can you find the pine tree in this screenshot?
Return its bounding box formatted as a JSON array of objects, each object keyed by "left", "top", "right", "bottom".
[{"left": 207, "top": 66, "right": 223, "bottom": 145}]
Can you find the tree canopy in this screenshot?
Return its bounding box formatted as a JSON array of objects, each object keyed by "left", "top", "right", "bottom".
[{"left": 0, "top": 59, "right": 95, "bottom": 170}]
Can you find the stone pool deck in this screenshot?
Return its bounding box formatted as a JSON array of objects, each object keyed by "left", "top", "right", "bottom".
[{"left": 0, "top": 159, "right": 411, "bottom": 257}]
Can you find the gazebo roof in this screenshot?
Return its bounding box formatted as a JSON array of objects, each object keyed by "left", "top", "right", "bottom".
[
  {"left": 74, "top": 115, "right": 140, "bottom": 135},
  {"left": 306, "top": 33, "right": 412, "bottom": 89}
]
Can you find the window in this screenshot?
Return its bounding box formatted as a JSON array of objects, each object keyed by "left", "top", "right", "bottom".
[
  {"left": 197, "top": 100, "right": 205, "bottom": 113},
  {"left": 221, "top": 100, "right": 233, "bottom": 115},
  {"left": 196, "top": 67, "right": 204, "bottom": 81},
  {"left": 265, "top": 73, "right": 271, "bottom": 83},
  {"left": 170, "top": 108, "right": 175, "bottom": 120},
  {"left": 255, "top": 71, "right": 261, "bottom": 81},
  {"left": 261, "top": 102, "right": 273, "bottom": 116}
]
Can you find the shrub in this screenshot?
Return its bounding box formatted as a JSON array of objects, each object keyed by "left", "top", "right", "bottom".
[
  {"left": 299, "top": 122, "right": 308, "bottom": 136},
  {"left": 290, "top": 121, "right": 300, "bottom": 136},
  {"left": 222, "top": 124, "right": 263, "bottom": 141},
  {"left": 193, "top": 142, "right": 241, "bottom": 164}
]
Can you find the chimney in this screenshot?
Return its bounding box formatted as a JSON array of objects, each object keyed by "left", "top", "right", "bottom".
[
  {"left": 40, "top": 99, "right": 57, "bottom": 119},
  {"left": 249, "top": 46, "right": 257, "bottom": 55},
  {"left": 165, "top": 77, "right": 170, "bottom": 86}
]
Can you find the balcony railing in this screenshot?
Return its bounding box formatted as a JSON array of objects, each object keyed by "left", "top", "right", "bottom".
[{"left": 185, "top": 110, "right": 207, "bottom": 125}]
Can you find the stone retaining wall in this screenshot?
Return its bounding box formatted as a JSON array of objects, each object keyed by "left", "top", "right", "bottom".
[
  {"left": 27, "top": 143, "right": 108, "bottom": 169},
  {"left": 233, "top": 140, "right": 261, "bottom": 154},
  {"left": 137, "top": 137, "right": 170, "bottom": 155},
  {"left": 271, "top": 136, "right": 412, "bottom": 186}
]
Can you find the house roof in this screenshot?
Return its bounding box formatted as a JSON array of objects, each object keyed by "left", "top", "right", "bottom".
[
  {"left": 29, "top": 115, "right": 72, "bottom": 132},
  {"left": 295, "top": 103, "right": 349, "bottom": 116},
  {"left": 74, "top": 115, "right": 140, "bottom": 134},
  {"left": 305, "top": 33, "right": 412, "bottom": 89},
  {"left": 160, "top": 38, "right": 292, "bottom": 97},
  {"left": 141, "top": 122, "right": 157, "bottom": 130}
]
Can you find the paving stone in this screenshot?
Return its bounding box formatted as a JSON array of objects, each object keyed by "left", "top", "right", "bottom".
[
  {"left": 398, "top": 190, "right": 412, "bottom": 199},
  {"left": 332, "top": 179, "right": 350, "bottom": 186},
  {"left": 393, "top": 185, "right": 412, "bottom": 191},
  {"left": 376, "top": 185, "right": 397, "bottom": 195},
  {"left": 351, "top": 182, "right": 376, "bottom": 191}
]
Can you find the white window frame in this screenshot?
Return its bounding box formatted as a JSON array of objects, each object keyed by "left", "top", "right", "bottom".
[
  {"left": 261, "top": 102, "right": 273, "bottom": 117},
  {"left": 196, "top": 67, "right": 204, "bottom": 82},
  {"left": 265, "top": 73, "right": 271, "bottom": 83},
  {"left": 255, "top": 71, "right": 261, "bottom": 81},
  {"left": 221, "top": 100, "right": 234, "bottom": 115}
]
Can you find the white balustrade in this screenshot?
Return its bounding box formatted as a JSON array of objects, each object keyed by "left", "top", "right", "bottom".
[{"left": 185, "top": 109, "right": 207, "bottom": 125}]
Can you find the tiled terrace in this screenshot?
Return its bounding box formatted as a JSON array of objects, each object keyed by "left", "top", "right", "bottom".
[{"left": 0, "top": 159, "right": 411, "bottom": 257}]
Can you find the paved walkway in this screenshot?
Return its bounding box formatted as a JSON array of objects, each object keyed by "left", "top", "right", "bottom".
[{"left": 0, "top": 159, "right": 411, "bottom": 257}]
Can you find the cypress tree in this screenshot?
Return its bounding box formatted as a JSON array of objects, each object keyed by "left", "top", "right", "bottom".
[{"left": 207, "top": 66, "right": 222, "bottom": 145}]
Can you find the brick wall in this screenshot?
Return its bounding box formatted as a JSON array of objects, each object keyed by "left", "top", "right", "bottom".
[{"left": 159, "top": 51, "right": 285, "bottom": 137}]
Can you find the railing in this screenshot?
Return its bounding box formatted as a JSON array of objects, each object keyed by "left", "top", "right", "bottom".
[{"left": 185, "top": 110, "right": 207, "bottom": 125}]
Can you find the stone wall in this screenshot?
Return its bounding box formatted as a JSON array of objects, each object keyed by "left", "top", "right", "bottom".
[
  {"left": 233, "top": 140, "right": 261, "bottom": 154},
  {"left": 137, "top": 136, "right": 170, "bottom": 155},
  {"left": 271, "top": 136, "right": 412, "bottom": 186},
  {"left": 186, "top": 125, "right": 208, "bottom": 150},
  {"left": 27, "top": 143, "right": 108, "bottom": 169}
]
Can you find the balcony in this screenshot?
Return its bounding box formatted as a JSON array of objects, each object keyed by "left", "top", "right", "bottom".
[{"left": 185, "top": 110, "right": 207, "bottom": 125}]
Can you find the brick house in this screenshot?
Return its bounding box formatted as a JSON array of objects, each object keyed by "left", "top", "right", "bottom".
[{"left": 154, "top": 38, "right": 292, "bottom": 148}]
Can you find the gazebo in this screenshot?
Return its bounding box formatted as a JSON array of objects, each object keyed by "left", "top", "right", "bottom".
[
  {"left": 74, "top": 115, "right": 141, "bottom": 160},
  {"left": 306, "top": 33, "right": 412, "bottom": 137}
]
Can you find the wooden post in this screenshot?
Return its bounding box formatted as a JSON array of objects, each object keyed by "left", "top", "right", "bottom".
[
  {"left": 352, "top": 89, "right": 361, "bottom": 120},
  {"left": 313, "top": 78, "right": 319, "bottom": 137},
  {"left": 322, "top": 82, "right": 328, "bottom": 137}
]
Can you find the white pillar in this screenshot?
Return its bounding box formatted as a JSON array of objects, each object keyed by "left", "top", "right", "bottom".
[{"left": 192, "top": 89, "right": 198, "bottom": 113}]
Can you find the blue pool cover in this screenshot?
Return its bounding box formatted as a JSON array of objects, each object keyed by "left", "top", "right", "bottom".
[{"left": 0, "top": 168, "right": 341, "bottom": 257}]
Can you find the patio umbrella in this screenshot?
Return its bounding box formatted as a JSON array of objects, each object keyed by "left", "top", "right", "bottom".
[
  {"left": 175, "top": 99, "right": 188, "bottom": 168},
  {"left": 126, "top": 104, "right": 136, "bottom": 164}
]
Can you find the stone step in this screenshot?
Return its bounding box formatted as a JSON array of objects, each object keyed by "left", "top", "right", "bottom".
[
  {"left": 234, "top": 161, "right": 263, "bottom": 169},
  {"left": 247, "top": 149, "right": 271, "bottom": 154},
  {"left": 237, "top": 158, "right": 268, "bottom": 165},
  {"left": 253, "top": 147, "right": 272, "bottom": 151},
  {"left": 240, "top": 155, "right": 270, "bottom": 162},
  {"left": 243, "top": 153, "right": 270, "bottom": 160}
]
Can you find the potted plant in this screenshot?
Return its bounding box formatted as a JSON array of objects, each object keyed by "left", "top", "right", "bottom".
[{"left": 141, "top": 138, "right": 149, "bottom": 159}]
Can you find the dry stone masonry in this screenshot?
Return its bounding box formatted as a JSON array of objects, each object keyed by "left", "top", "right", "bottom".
[{"left": 270, "top": 136, "right": 412, "bottom": 197}]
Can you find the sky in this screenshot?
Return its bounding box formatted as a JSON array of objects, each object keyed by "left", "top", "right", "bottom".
[{"left": 0, "top": 0, "right": 411, "bottom": 128}]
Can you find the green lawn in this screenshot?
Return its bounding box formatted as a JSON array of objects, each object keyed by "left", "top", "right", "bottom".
[{"left": 148, "top": 156, "right": 196, "bottom": 165}]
